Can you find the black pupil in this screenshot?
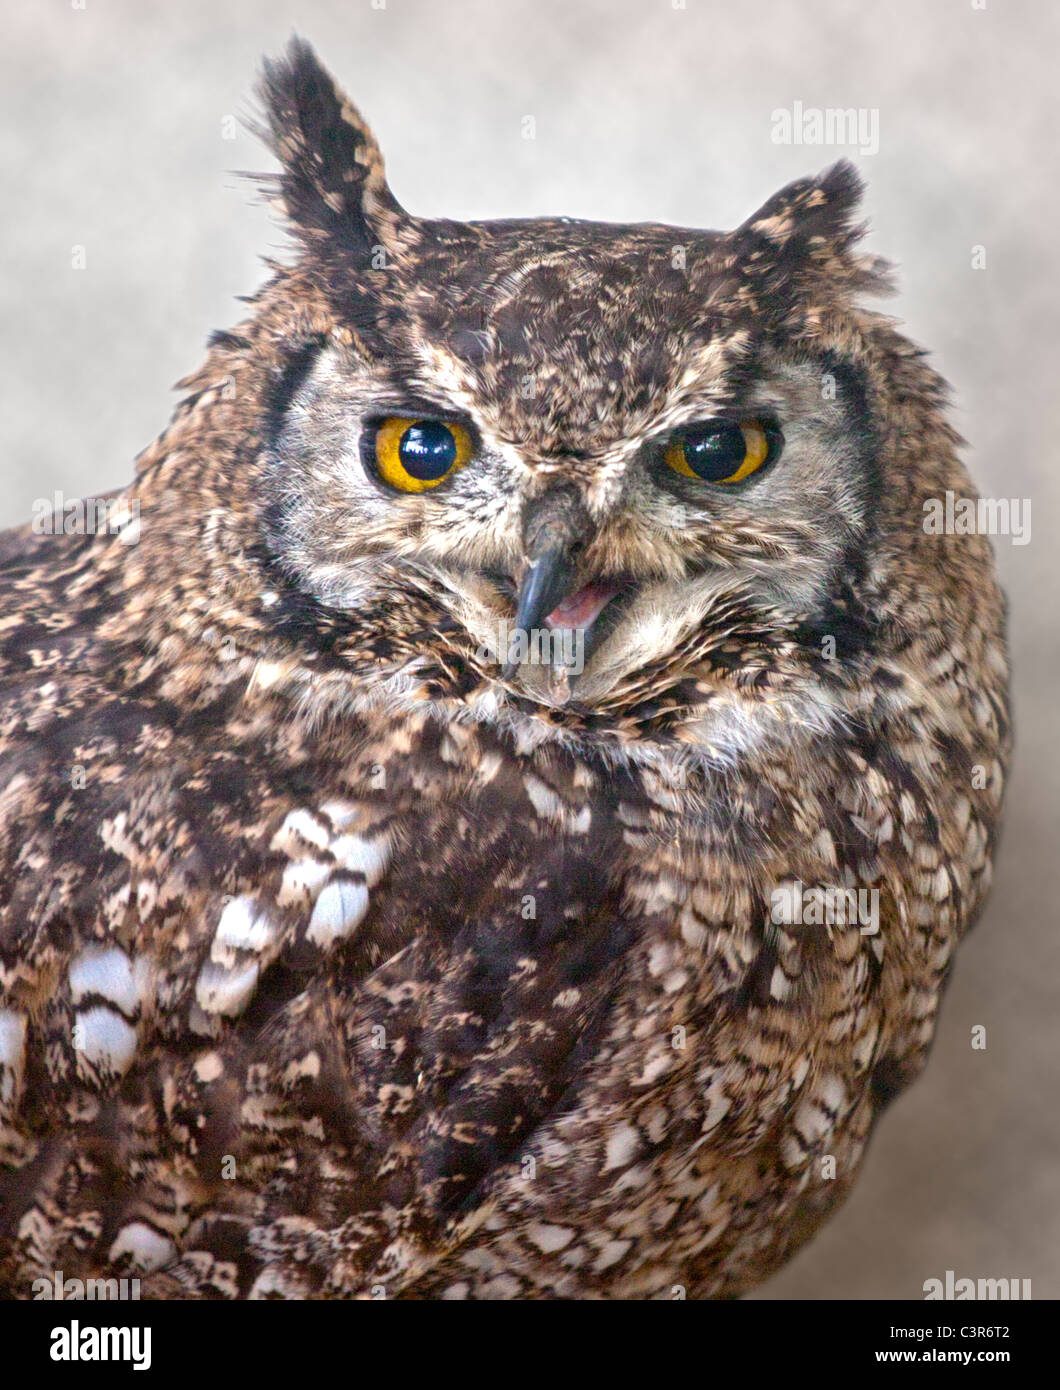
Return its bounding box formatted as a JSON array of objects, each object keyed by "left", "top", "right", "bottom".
[
  {"left": 398, "top": 422, "right": 457, "bottom": 480},
  {"left": 682, "top": 422, "right": 747, "bottom": 481}
]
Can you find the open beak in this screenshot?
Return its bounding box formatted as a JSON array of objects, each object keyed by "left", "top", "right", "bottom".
[
  {"left": 509, "top": 546, "right": 577, "bottom": 644},
  {"left": 502, "top": 546, "right": 569, "bottom": 680},
  {"left": 501, "top": 486, "right": 622, "bottom": 682}
]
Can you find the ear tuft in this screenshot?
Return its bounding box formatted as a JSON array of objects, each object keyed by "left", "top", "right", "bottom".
[
  {"left": 739, "top": 160, "right": 863, "bottom": 252},
  {"left": 256, "top": 37, "right": 402, "bottom": 250},
  {"left": 733, "top": 160, "right": 893, "bottom": 300}
]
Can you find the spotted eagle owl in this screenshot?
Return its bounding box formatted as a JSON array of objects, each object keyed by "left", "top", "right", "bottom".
[{"left": 0, "top": 40, "right": 1009, "bottom": 1300}]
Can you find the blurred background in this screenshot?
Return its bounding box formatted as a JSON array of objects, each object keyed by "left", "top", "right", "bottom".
[{"left": 0, "top": 0, "right": 1055, "bottom": 1300}]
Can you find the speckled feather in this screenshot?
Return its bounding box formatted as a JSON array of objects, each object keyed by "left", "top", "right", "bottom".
[{"left": 0, "top": 40, "right": 1008, "bottom": 1298}]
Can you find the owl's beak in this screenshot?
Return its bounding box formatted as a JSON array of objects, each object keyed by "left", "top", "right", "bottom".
[
  {"left": 502, "top": 487, "right": 598, "bottom": 682},
  {"left": 506, "top": 547, "right": 578, "bottom": 663},
  {"left": 502, "top": 545, "right": 578, "bottom": 681}
]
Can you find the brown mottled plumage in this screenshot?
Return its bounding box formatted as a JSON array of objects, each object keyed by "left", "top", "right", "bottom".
[{"left": 0, "top": 40, "right": 1008, "bottom": 1299}]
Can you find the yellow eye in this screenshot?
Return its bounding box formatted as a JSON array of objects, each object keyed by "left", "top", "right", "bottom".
[
  {"left": 663, "top": 419, "right": 778, "bottom": 484},
  {"left": 369, "top": 417, "right": 473, "bottom": 492}
]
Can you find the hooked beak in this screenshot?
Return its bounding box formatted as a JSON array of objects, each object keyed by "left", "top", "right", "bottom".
[
  {"left": 509, "top": 546, "right": 577, "bottom": 643},
  {"left": 502, "top": 486, "right": 607, "bottom": 682}
]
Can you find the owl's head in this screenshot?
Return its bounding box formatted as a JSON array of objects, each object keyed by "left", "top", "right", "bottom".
[{"left": 247, "top": 41, "right": 957, "bottom": 741}]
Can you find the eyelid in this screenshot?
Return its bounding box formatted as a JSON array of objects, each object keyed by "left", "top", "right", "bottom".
[{"left": 366, "top": 408, "right": 477, "bottom": 434}]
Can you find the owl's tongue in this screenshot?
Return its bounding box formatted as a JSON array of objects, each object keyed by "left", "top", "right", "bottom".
[{"left": 544, "top": 581, "right": 618, "bottom": 631}]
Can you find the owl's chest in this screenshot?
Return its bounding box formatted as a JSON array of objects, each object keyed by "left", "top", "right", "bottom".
[
  {"left": 334, "top": 733, "right": 892, "bottom": 1295},
  {"left": 310, "top": 732, "right": 811, "bottom": 1097}
]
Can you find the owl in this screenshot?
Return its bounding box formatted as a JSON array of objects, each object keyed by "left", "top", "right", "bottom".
[{"left": 0, "top": 39, "right": 1009, "bottom": 1301}]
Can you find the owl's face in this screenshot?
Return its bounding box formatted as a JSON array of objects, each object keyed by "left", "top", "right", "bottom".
[{"left": 258, "top": 45, "right": 888, "bottom": 720}]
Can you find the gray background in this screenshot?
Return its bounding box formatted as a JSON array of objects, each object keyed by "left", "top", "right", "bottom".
[{"left": 1, "top": 0, "right": 1056, "bottom": 1300}]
